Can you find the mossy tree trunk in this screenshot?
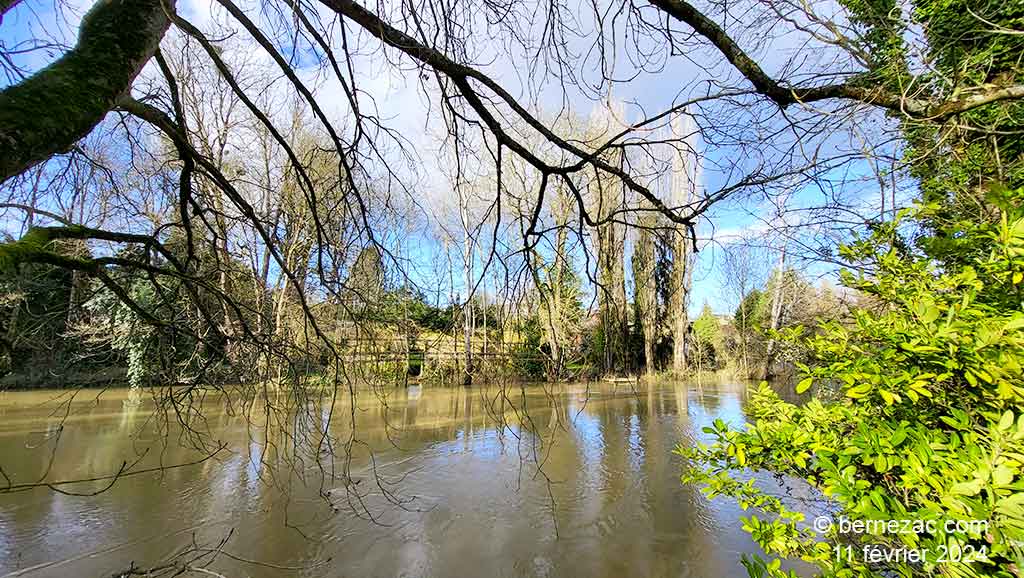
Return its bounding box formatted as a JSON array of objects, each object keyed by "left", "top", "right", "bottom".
[{"left": 0, "top": 0, "right": 173, "bottom": 183}]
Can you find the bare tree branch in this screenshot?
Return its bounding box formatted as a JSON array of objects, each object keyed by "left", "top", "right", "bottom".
[
  {"left": 647, "top": 0, "right": 1024, "bottom": 119},
  {"left": 0, "top": 0, "right": 173, "bottom": 182}
]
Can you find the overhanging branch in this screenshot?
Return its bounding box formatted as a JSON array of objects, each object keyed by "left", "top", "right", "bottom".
[
  {"left": 646, "top": 0, "right": 1024, "bottom": 120},
  {"left": 0, "top": 0, "right": 173, "bottom": 183},
  {"left": 316, "top": 0, "right": 697, "bottom": 229}
]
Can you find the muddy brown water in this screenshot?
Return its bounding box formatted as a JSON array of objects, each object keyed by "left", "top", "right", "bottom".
[{"left": 0, "top": 380, "right": 812, "bottom": 578}]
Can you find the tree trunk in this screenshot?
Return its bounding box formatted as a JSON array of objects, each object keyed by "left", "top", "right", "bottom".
[
  {"left": 460, "top": 200, "right": 473, "bottom": 385},
  {"left": 671, "top": 229, "right": 690, "bottom": 375},
  {"left": 763, "top": 243, "right": 788, "bottom": 380},
  {"left": 550, "top": 221, "right": 568, "bottom": 377},
  {"left": 597, "top": 212, "right": 627, "bottom": 375},
  {"left": 670, "top": 112, "right": 698, "bottom": 376},
  {"left": 633, "top": 221, "right": 657, "bottom": 376},
  {"left": 0, "top": 0, "right": 173, "bottom": 182}
]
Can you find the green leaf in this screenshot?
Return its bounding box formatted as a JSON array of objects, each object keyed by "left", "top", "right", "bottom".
[
  {"left": 795, "top": 377, "right": 812, "bottom": 394},
  {"left": 846, "top": 383, "right": 872, "bottom": 399},
  {"left": 1000, "top": 411, "right": 1015, "bottom": 430},
  {"left": 951, "top": 479, "right": 983, "bottom": 496},
  {"left": 919, "top": 302, "right": 940, "bottom": 324},
  {"left": 879, "top": 389, "right": 895, "bottom": 405},
  {"left": 992, "top": 465, "right": 1014, "bottom": 487}
]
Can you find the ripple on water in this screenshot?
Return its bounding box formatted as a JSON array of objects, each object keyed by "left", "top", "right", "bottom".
[{"left": 0, "top": 381, "right": 816, "bottom": 578}]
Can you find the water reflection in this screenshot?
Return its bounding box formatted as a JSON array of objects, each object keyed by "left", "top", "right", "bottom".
[{"left": 0, "top": 379, "right": 802, "bottom": 578}]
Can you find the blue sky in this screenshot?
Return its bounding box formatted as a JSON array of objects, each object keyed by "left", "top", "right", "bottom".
[{"left": 0, "top": 0, "right": 910, "bottom": 315}]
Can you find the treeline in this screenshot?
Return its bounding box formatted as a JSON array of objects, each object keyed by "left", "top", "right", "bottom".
[
  {"left": 2, "top": 224, "right": 847, "bottom": 388},
  {"left": 0, "top": 240, "right": 512, "bottom": 387}
]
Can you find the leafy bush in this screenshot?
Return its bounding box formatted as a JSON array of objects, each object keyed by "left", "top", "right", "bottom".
[{"left": 680, "top": 194, "right": 1024, "bottom": 577}]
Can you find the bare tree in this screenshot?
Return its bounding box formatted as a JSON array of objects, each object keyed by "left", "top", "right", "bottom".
[
  {"left": 1, "top": 0, "right": 1021, "bottom": 509},
  {"left": 720, "top": 241, "right": 767, "bottom": 377}
]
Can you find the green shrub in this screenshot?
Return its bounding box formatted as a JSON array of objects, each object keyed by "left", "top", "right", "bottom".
[{"left": 680, "top": 194, "right": 1024, "bottom": 577}]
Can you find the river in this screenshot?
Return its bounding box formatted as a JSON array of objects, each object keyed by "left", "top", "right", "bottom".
[{"left": 0, "top": 380, "right": 808, "bottom": 577}]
